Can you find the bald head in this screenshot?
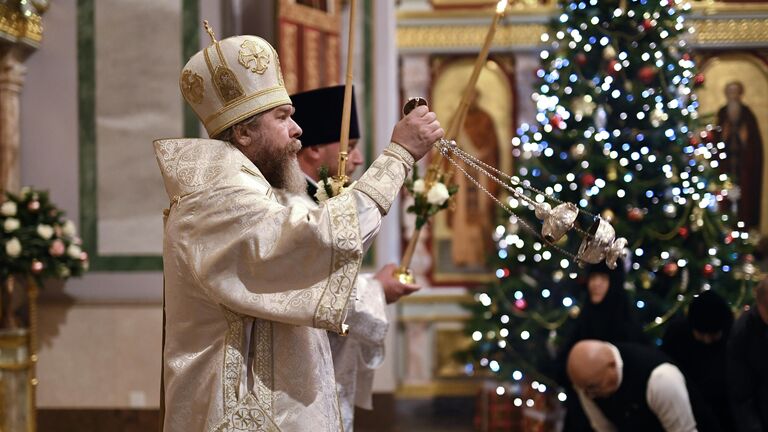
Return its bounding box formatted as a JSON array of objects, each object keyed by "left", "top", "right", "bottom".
[{"left": 567, "top": 340, "right": 621, "bottom": 398}]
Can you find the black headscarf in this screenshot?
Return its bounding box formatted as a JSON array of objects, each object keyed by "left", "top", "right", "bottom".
[
  {"left": 573, "top": 260, "right": 647, "bottom": 344},
  {"left": 688, "top": 290, "right": 733, "bottom": 334}
]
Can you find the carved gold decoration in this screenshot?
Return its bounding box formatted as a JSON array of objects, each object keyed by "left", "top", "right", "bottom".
[
  {"left": 691, "top": 18, "right": 768, "bottom": 45},
  {"left": 279, "top": 0, "right": 341, "bottom": 34},
  {"left": 398, "top": 23, "right": 546, "bottom": 49},
  {"left": 0, "top": 3, "right": 43, "bottom": 46},
  {"left": 180, "top": 69, "right": 205, "bottom": 104},
  {"left": 397, "top": 7, "right": 768, "bottom": 50},
  {"left": 280, "top": 22, "right": 299, "bottom": 94},
  {"left": 238, "top": 39, "right": 270, "bottom": 74},
  {"left": 303, "top": 28, "right": 322, "bottom": 90},
  {"left": 326, "top": 35, "right": 340, "bottom": 86}
]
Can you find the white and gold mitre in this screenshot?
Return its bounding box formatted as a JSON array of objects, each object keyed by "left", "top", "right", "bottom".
[{"left": 179, "top": 22, "right": 291, "bottom": 138}]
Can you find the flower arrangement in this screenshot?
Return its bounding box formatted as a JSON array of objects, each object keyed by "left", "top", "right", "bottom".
[
  {"left": 0, "top": 187, "right": 88, "bottom": 284},
  {"left": 315, "top": 166, "right": 356, "bottom": 202},
  {"left": 404, "top": 164, "right": 458, "bottom": 229}
]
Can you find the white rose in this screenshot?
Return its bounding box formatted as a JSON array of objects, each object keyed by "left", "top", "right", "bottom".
[
  {"left": 3, "top": 218, "right": 19, "bottom": 232},
  {"left": 314, "top": 180, "right": 330, "bottom": 202},
  {"left": 37, "top": 224, "right": 54, "bottom": 240},
  {"left": 62, "top": 220, "right": 77, "bottom": 238},
  {"left": 5, "top": 238, "right": 21, "bottom": 257},
  {"left": 19, "top": 186, "right": 31, "bottom": 198},
  {"left": 413, "top": 179, "right": 426, "bottom": 194},
  {"left": 1, "top": 201, "right": 17, "bottom": 216},
  {"left": 427, "top": 182, "right": 450, "bottom": 206},
  {"left": 67, "top": 244, "right": 82, "bottom": 259}
]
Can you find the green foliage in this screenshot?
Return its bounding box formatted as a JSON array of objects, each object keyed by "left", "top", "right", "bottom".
[{"left": 0, "top": 187, "right": 88, "bottom": 286}]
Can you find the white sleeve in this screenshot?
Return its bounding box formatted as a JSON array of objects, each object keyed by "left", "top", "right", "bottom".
[
  {"left": 646, "top": 363, "right": 698, "bottom": 432},
  {"left": 575, "top": 388, "right": 618, "bottom": 432}
]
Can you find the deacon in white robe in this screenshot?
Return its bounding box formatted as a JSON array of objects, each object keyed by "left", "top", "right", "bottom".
[
  {"left": 287, "top": 85, "right": 422, "bottom": 432},
  {"left": 156, "top": 30, "right": 442, "bottom": 432}
]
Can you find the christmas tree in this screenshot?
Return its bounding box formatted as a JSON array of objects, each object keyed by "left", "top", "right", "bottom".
[{"left": 463, "top": 0, "right": 761, "bottom": 397}]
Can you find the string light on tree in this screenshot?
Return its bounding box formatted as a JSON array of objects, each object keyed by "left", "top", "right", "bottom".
[{"left": 464, "top": 0, "right": 757, "bottom": 404}]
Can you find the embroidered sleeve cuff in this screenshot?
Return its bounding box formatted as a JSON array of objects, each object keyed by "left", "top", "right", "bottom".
[
  {"left": 353, "top": 147, "right": 409, "bottom": 215},
  {"left": 383, "top": 142, "right": 416, "bottom": 167}
]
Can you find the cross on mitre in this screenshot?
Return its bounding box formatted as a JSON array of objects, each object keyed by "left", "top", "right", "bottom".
[{"left": 238, "top": 40, "right": 270, "bottom": 74}]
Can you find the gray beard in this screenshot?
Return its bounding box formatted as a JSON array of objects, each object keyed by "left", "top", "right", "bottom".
[
  {"left": 256, "top": 153, "right": 305, "bottom": 195},
  {"left": 251, "top": 139, "right": 305, "bottom": 194},
  {"left": 279, "top": 158, "right": 308, "bottom": 195}
]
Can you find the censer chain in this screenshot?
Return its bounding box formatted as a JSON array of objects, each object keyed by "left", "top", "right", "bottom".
[
  {"left": 438, "top": 142, "right": 582, "bottom": 262},
  {"left": 439, "top": 139, "right": 591, "bottom": 239},
  {"left": 444, "top": 140, "right": 598, "bottom": 219}
]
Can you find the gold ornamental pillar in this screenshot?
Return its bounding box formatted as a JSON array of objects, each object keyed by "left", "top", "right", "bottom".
[
  {"left": 0, "top": 1, "right": 45, "bottom": 195},
  {"left": 0, "top": 4, "right": 47, "bottom": 432},
  {"left": 0, "top": 47, "right": 27, "bottom": 194}
]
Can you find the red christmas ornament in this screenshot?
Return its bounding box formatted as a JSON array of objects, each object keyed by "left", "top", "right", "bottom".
[
  {"left": 628, "top": 207, "right": 645, "bottom": 222},
  {"left": 581, "top": 173, "right": 596, "bottom": 187},
  {"left": 515, "top": 298, "right": 528, "bottom": 310},
  {"left": 550, "top": 114, "right": 563, "bottom": 128},
  {"left": 576, "top": 53, "right": 588, "bottom": 66},
  {"left": 682, "top": 53, "right": 691, "bottom": 61},
  {"left": 642, "top": 19, "right": 653, "bottom": 30},
  {"left": 678, "top": 226, "right": 689, "bottom": 238},
  {"left": 607, "top": 60, "right": 619, "bottom": 76},
  {"left": 638, "top": 66, "right": 656, "bottom": 85},
  {"left": 694, "top": 73, "right": 705, "bottom": 85},
  {"left": 703, "top": 263, "right": 715, "bottom": 277},
  {"left": 663, "top": 262, "right": 679, "bottom": 277},
  {"left": 724, "top": 234, "right": 733, "bottom": 245},
  {"left": 689, "top": 135, "right": 701, "bottom": 146}
]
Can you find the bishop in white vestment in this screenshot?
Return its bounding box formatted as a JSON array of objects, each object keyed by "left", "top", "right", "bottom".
[{"left": 155, "top": 29, "right": 442, "bottom": 432}]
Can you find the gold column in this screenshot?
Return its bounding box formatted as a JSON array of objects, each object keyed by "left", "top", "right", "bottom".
[
  {"left": 0, "top": 47, "right": 27, "bottom": 194},
  {"left": 0, "top": 1, "right": 45, "bottom": 195}
]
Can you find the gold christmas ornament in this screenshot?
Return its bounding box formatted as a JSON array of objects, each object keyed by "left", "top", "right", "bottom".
[
  {"left": 570, "top": 143, "right": 587, "bottom": 159},
  {"left": 640, "top": 271, "right": 652, "bottom": 289},
  {"left": 602, "top": 45, "right": 616, "bottom": 60},
  {"left": 569, "top": 305, "right": 581, "bottom": 318},
  {"left": 601, "top": 209, "right": 615, "bottom": 222}
]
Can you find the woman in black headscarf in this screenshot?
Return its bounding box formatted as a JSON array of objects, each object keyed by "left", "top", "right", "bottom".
[
  {"left": 556, "top": 260, "right": 648, "bottom": 431},
  {"left": 568, "top": 260, "right": 647, "bottom": 345}
]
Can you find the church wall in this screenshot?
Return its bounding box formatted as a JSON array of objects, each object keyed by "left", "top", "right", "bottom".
[{"left": 19, "top": 0, "right": 221, "bottom": 409}]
